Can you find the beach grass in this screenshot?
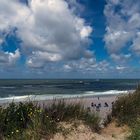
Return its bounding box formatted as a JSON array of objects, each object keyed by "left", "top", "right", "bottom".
[
  {"left": 112, "top": 87, "right": 140, "bottom": 139},
  {"left": 0, "top": 100, "right": 100, "bottom": 140}
]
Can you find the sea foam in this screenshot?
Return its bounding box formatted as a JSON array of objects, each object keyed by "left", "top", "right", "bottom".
[{"left": 0, "top": 90, "right": 134, "bottom": 103}]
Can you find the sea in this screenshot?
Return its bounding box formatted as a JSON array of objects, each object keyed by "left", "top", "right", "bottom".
[{"left": 0, "top": 79, "right": 139, "bottom": 103}]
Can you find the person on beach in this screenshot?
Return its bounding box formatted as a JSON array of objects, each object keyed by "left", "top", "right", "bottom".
[
  {"left": 98, "top": 103, "right": 101, "bottom": 107},
  {"left": 91, "top": 102, "right": 94, "bottom": 107},
  {"left": 104, "top": 102, "right": 109, "bottom": 107},
  {"left": 91, "top": 102, "right": 97, "bottom": 108}
]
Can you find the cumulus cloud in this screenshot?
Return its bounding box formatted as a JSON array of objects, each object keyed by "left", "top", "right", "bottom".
[
  {"left": 0, "top": 49, "right": 20, "bottom": 66},
  {"left": 0, "top": 0, "right": 93, "bottom": 68},
  {"left": 131, "top": 32, "right": 140, "bottom": 54},
  {"left": 26, "top": 51, "right": 62, "bottom": 68},
  {"left": 116, "top": 66, "right": 126, "bottom": 71},
  {"left": 0, "top": 0, "right": 30, "bottom": 32},
  {"left": 110, "top": 53, "right": 131, "bottom": 63},
  {"left": 104, "top": 0, "right": 140, "bottom": 56},
  {"left": 63, "top": 58, "right": 110, "bottom": 74}
]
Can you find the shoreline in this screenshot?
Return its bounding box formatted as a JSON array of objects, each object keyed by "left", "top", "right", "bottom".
[
  {"left": 0, "top": 91, "right": 135, "bottom": 119},
  {"left": 0, "top": 89, "right": 134, "bottom": 103}
]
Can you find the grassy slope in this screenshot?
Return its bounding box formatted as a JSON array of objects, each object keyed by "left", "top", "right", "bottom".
[
  {"left": 0, "top": 101, "right": 100, "bottom": 140},
  {"left": 112, "top": 87, "right": 140, "bottom": 140}
]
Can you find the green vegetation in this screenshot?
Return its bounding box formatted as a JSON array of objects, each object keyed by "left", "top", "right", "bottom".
[
  {"left": 112, "top": 87, "right": 140, "bottom": 140},
  {"left": 0, "top": 100, "right": 100, "bottom": 140}
]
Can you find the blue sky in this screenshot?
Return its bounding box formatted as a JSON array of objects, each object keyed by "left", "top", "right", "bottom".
[{"left": 0, "top": 0, "right": 140, "bottom": 79}]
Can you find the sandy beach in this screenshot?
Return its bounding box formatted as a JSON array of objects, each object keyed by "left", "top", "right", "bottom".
[
  {"left": 0, "top": 94, "right": 131, "bottom": 140},
  {"left": 0, "top": 93, "right": 127, "bottom": 121},
  {"left": 0, "top": 94, "right": 126, "bottom": 122},
  {"left": 0, "top": 94, "right": 122, "bottom": 120},
  {"left": 35, "top": 95, "right": 118, "bottom": 120}
]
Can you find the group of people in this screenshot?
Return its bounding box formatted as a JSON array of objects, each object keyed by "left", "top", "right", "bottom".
[
  {"left": 91, "top": 102, "right": 109, "bottom": 111},
  {"left": 90, "top": 97, "right": 114, "bottom": 112}
]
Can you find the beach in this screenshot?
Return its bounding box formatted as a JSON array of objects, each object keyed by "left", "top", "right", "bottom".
[
  {"left": 0, "top": 79, "right": 136, "bottom": 139},
  {"left": 36, "top": 95, "right": 117, "bottom": 120},
  {"left": 0, "top": 94, "right": 118, "bottom": 120},
  {"left": 1, "top": 94, "right": 130, "bottom": 140}
]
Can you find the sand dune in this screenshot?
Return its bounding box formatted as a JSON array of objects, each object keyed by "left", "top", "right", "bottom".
[{"left": 51, "top": 121, "right": 130, "bottom": 140}]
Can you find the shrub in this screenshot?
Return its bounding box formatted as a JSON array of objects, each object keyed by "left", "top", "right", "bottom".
[
  {"left": 127, "top": 119, "right": 140, "bottom": 140},
  {"left": 43, "top": 101, "right": 100, "bottom": 131},
  {"left": 112, "top": 88, "right": 140, "bottom": 125},
  {"left": 112, "top": 87, "right": 140, "bottom": 139},
  {"left": 0, "top": 100, "right": 100, "bottom": 139}
]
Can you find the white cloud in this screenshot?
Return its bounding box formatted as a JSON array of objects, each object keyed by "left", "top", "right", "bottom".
[
  {"left": 110, "top": 53, "right": 131, "bottom": 63},
  {"left": 0, "top": 49, "right": 20, "bottom": 66},
  {"left": 104, "top": 28, "right": 132, "bottom": 53},
  {"left": 104, "top": 0, "right": 140, "bottom": 56},
  {"left": 63, "top": 58, "right": 110, "bottom": 74},
  {"left": 116, "top": 66, "right": 126, "bottom": 70},
  {"left": 115, "top": 65, "right": 127, "bottom": 74},
  {"left": 0, "top": 0, "right": 30, "bottom": 32},
  {"left": 63, "top": 64, "right": 72, "bottom": 72},
  {"left": 26, "top": 51, "right": 62, "bottom": 68},
  {"left": 80, "top": 26, "right": 92, "bottom": 39},
  {"left": 131, "top": 32, "right": 140, "bottom": 54},
  {"left": 0, "top": 0, "right": 93, "bottom": 68}
]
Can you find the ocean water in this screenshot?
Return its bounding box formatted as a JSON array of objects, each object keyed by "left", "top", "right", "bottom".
[{"left": 0, "top": 79, "right": 139, "bottom": 102}]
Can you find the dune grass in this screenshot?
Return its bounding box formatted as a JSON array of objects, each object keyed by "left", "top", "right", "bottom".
[
  {"left": 112, "top": 87, "right": 140, "bottom": 139},
  {"left": 0, "top": 100, "right": 100, "bottom": 140}
]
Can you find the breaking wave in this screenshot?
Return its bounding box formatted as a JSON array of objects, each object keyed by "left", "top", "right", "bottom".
[{"left": 0, "top": 90, "right": 135, "bottom": 103}]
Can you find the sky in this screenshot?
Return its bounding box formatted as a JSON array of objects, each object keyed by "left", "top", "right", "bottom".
[{"left": 0, "top": 0, "right": 140, "bottom": 79}]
